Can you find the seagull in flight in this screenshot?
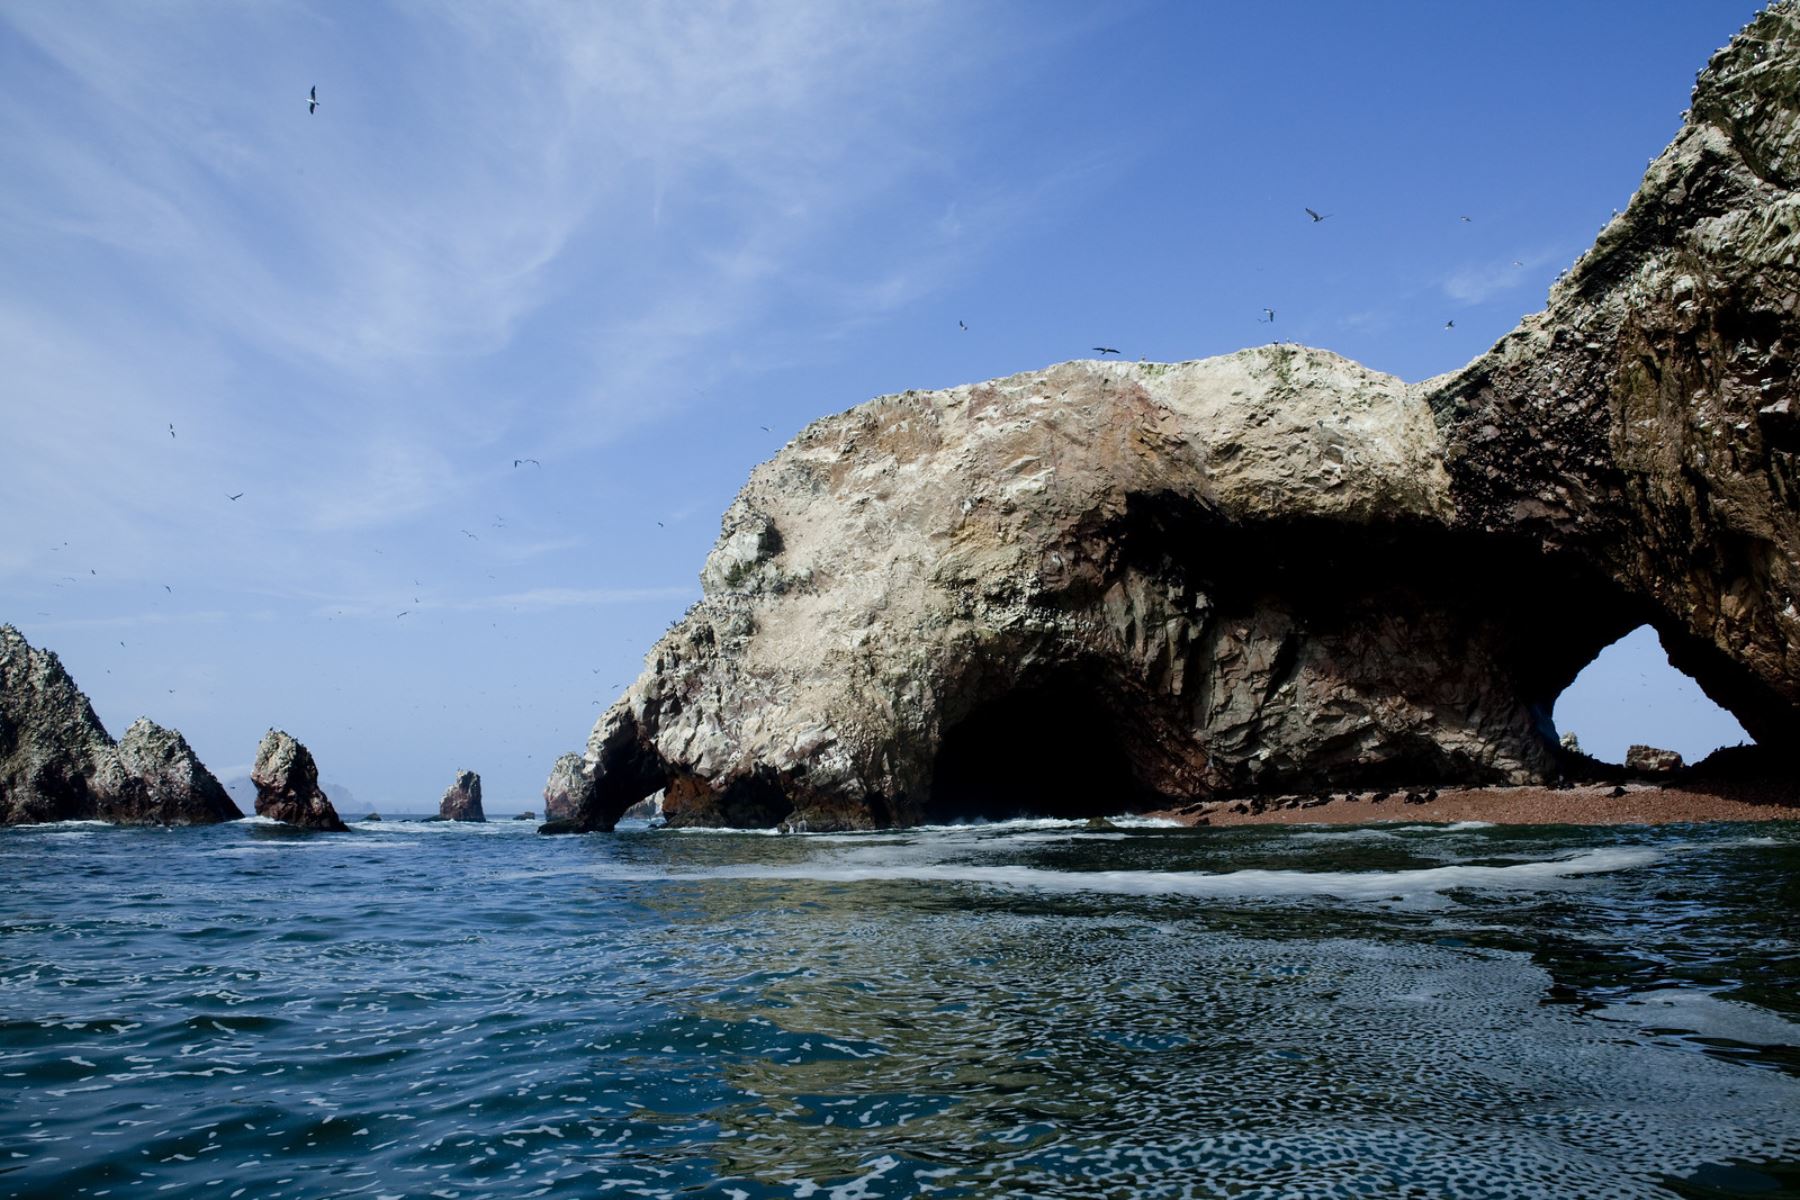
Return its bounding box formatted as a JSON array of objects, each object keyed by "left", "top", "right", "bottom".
[
  {"left": 1304, "top": 208, "right": 1330, "bottom": 223},
  {"left": 1460, "top": 215, "right": 1472, "bottom": 223},
  {"left": 168, "top": 423, "right": 175, "bottom": 439},
  {"left": 958, "top": 320, "right": 968, "bottom": 332},
  {"left": 1259, "top": 308, "right": 1275, "bottom": 323},
  {"left": 395, "top": 610, "right": 410, "bottom": 619},
  {"left": 461, "top": 529, "right": 479, "bottom": 540},
  {"left": 307, "top": 85, "right": 318, "bottom": 114},
  {"left": 513, "top": 458, "right": 540, "bottom": 468},
  {"left": 227, "top": 492, "right": 243, "bottom": 501},
  {"left": 1093, "top": 346, "right": 1121, "bottom": 356},
  {"left": 1444, "top": 320, "right": 1455, "bottom": 330}
]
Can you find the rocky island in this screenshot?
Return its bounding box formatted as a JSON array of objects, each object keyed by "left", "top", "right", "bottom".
[
  {"left": 544, "top": 3, "right": 1800, "bottom": 833},
  {"left": 0, "top": 625, "right": 240, "bottom": 825}
]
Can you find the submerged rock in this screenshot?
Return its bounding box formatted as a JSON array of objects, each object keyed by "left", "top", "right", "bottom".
[
  {"left": 545, "top": 7, "right": 1800, "bottom": 832},
  {"left": 363, "top": 812, "right": 382, "bottom": 822},
  {"left": 251, "top": 730, "right": 348, "bottom": 832},
  {"left": 438, "top": 769, "right": 484, "bottom": 822},
  {"left": 0, "top": 625, "right": 240, "bottom": 826},
  {"left": 1625, "top": 745, "right": 1685, "bottom": 774},
  {"left": 514, "top": 811, "right": 535, "bottom": 821}
]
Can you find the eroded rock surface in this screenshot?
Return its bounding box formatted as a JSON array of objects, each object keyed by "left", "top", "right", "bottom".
[
  {"left": 252, "top": 730, "right": 348, "bottom": 832},
  {"left": 1424, "top": 1, "right": 1800, "bottom": 746},
  {"left": 541, "top": 752, "right": 593, "bottom": 824},
  {"left": 1626, "top": 745, "right": 1686, "bottom": 773},
  {"left": 438, "top": 769, "right": 484, "bottom": 822},
  {"left": 0, "top": 625, "right": 240, "bottom": 825},
  {"left": 548, "top": 6, "right": 1799, "bottom": 831}
]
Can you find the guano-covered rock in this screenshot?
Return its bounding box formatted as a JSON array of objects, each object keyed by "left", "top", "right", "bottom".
[{"left": 547, "top": 4, "right": 1800, "bottom": 832}]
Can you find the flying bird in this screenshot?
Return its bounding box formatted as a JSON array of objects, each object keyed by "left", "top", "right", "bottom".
[
  {"left": 163, "top": 585, "right": 171, "bottom": 593},
  {"left": 395, "top": 610, "right": 410, "bottom": 618},
  {"left": 760, "top": 425, "right": 772, "bottom": 432},
  {"left": 168, "top": 424, "right": 175, "bottom": 439},
  {"left": 513, "top": 458, "right": 540, "bottom": 468},
  {"left": 1093, "top": 346, "right": 1121, "bottom": 356},
  {"left": 307, "top": 85, "right": 318, "bottom": 114},
  {"left": 461, "top": 529, "right": 479, "bottom": 540},
  {"left": 1304, "top": 208, "right": 1330, "bottom": 222},
  {"left": 1259, "top": 308, "right": 1275, "bottom": 323},
  {"left": 1460, "top": 215, "right": 1472, "bottom": 223},
  {"left": 959, "top": 320, "right": 968, "bottom": 332},
  {"left": 227, "top": 492, "right": 243, "bottom": 501},
  {"left": 1444, "top": 320, "right": 1455, "bottom": 329}
]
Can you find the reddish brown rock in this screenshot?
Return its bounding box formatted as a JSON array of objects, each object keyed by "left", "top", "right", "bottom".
[{"left": 438, "top": 769, "right": 484, "bottom": 822}]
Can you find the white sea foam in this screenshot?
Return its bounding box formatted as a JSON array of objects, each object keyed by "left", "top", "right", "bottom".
[
  {"left": 585, "top": 845, "right": 1660, "bottom": 901},
  {"left": 2, "top": 819, "right": 112, "bottom": 833}
]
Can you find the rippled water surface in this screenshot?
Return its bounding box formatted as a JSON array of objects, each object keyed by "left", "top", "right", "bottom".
[{"left": 3, "top": 815, "right": 1799, "bottom": 1199}]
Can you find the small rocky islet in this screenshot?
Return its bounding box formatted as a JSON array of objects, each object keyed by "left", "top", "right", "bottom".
[{"left": 5, "top": 5, "right": 1800, "bottom": 835}]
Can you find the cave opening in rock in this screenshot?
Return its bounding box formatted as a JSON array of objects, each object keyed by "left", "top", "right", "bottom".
[
  {"left": 925, "top": 672, "right": 1149, "bottom": 823},
  {"left": 1553, "top": 624, "right": 1752, "bottom": 766}
]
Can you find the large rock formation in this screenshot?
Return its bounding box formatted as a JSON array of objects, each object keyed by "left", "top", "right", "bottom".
[
  {"left": 251, "top": 730, "right": 348, "bottom": 832},
  {"left": 547, "top": 5, "right": 1800, "bottom": 832},
  {"left": 437, "top": 769, "right": 484, "bottom": 822},
  {"left": 1424, "top": 1, "right": 1800, "bottom": 750},
  {"left": 0, "top": 625, "right": 240, "bottom": 825}
]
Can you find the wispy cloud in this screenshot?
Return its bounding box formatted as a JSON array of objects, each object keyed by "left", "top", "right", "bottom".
[{"left": 1441, "top": 249, "right": 1563, "bottom": 305}]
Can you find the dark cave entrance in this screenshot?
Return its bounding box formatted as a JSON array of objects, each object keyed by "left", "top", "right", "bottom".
[{"left": 924, "top": 673, "right": 1149, "bottom": 823}]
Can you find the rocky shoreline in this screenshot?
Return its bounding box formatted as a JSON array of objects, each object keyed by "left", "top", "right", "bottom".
[{"left": 1151, "top": 780, "right": 1800, "bottom": 829}]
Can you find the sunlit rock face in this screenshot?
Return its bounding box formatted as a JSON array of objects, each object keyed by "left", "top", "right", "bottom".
[
  {"left": 550, "top": 4, "right": 1799, "bottom": 831},
  {"left": 0, "top": 625, "right": 240, "bottom": 826},
  {"left": 251, "top": 729, "right": 348, "bottom": 833}
]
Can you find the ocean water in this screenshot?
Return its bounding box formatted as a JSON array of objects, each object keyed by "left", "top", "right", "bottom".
[{"left": 3, "top": 816, "right": 1799, "bottom": 1199}]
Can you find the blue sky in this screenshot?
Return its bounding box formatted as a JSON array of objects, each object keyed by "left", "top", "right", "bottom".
[{"left": 0, "top": 1, "right": 1755, "bottom": 812}]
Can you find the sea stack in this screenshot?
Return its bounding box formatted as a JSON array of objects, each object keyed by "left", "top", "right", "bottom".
[
  {"left": 251, "top": 730, "right": 348, "bottom": 832},
  {"left": 0, "top": 624, "right": 240, "bottom": 826},
  {"left": 438, "top": 769, "right": 484, "bottom": 822}
]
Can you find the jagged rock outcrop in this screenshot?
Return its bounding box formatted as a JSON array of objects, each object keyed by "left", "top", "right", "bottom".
[
  {"left": 1424, "top": 0, "right": 1800, "bottom": 753},
  {"left": 114, "top": 718, "right": 240, "bottom": 824},
  {"left": 547, "top": 6, "right": 1800, "bottom": 832},
  {"left": 438, "top": 769, "right": 484, "bottom": 822},
  {"left": 251, "top": 730, "right": 348, "bottom": 832},
  {"left": 0, "top": 625, "right": 240, "bottom": 825}
]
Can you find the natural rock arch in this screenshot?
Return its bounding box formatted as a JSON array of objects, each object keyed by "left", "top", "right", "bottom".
[{"left": 547, "top": 4, "right": 1799, "bottom": 832}]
